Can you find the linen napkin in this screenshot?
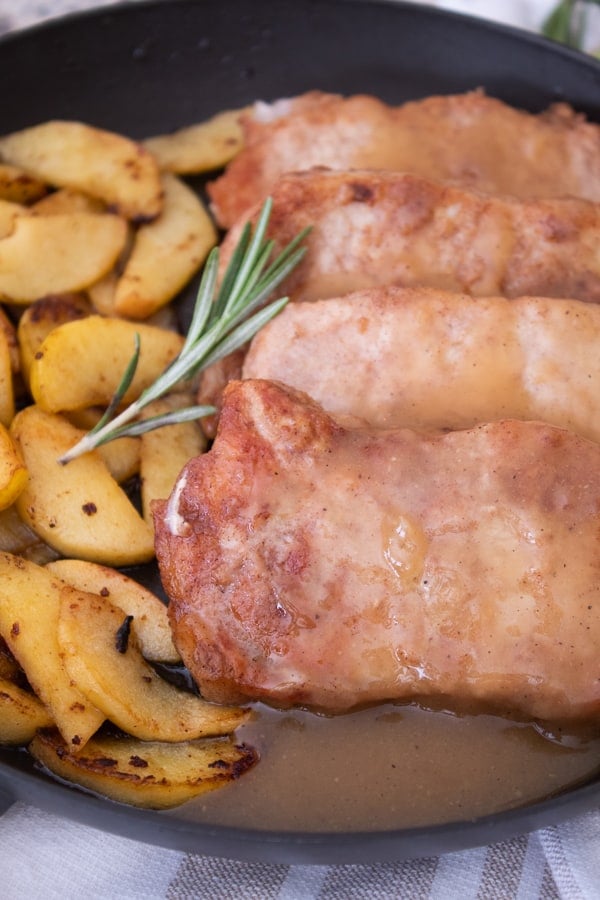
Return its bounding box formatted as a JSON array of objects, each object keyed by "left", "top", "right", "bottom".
[
  {"left": 1, "top": 799, "right": 600, "bottom": 898},
  {"left": 1, "top": 2, "right": 599, "bottom": 898}
]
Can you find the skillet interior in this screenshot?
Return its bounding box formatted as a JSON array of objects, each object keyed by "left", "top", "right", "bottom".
[{"left": 0, "top": 0, "right": 599, "bottom": 864}]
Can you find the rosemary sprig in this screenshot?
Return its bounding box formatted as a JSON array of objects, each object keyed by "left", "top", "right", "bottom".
[
  {"left": 542, "top": 0, "right": 599, "bottom": 52},
  {"left": 59, "top": 198, "right": 310, "bottom": 464}
]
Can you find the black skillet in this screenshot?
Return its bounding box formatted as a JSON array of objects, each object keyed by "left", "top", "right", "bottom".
[{"left": 0, "top": 0, "right": 599, "bottom": 865}]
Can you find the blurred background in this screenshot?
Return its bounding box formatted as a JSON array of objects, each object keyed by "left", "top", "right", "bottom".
[{"left": 0, "top": 0, "right": 598, "bottom": 53}]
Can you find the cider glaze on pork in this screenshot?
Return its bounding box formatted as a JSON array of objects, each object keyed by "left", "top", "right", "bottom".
[{"left": 154, "top": 379, "right": 600, "bottom": 723}]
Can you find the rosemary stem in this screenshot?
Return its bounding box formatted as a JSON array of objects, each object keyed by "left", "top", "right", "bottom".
[
  {"left": 58, "top": 400, "right": 145, "bottom": 464},
  {"left": 56, "top": 197, "right": 310, "bottom": 464}
]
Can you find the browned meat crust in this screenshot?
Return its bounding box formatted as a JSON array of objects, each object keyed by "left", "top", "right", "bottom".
[
  {"left": 155, "top": 380, "right": 600, "bottom": 723},
  {"left": 198, "top": 167, "right": 600, "bottom": 432},
  {"left": 243, "top": 287, "right": 600, "bottom": 442},
  {"left": 208, "top": 91, "right": 600, "bottom": 227},
  {"left": 220, "top": 168, "right": 600, "bottom": 304}
]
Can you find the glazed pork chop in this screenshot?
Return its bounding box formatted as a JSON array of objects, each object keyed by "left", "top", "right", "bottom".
[
  {"left": 154, "top": 379, "right": 600, "bottom": 723},
  {"left": 198, "top": 168, "right": 600, "bottom": 427},
  {"left": 243, "top": 287, "right": 600, "bottom": 442},
  {"left": 219, "top": 169, "right": 600, "bottom": 305},
  {"left": 208, "top": 90, "right": 600, "bottom": 227}
]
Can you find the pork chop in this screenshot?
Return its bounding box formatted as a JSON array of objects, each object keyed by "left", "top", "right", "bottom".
[
  {"left": 198, "top": 167, "right": 600, "bottom": 429},
  {"left": 220, "top": 168, "right": 600, "bottom": 305},
  {"left": 208, "top": 90, "right": 600, "bottom": 227},
  {"left": 154, "top": 379, "right": 600, "bottom": 723},
  {"left": 243, "top": 287, "right": 600, "bottom": 442}
]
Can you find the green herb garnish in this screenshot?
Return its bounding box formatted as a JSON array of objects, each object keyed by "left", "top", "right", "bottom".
[
  {"left": 59, "top": 197, "right": 310, "bottom": 464},
  {"left": 542, "top": 0, "right": 599, "bottom": 53}
]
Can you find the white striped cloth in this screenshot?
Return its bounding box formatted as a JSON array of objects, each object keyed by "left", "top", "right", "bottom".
[
  {"left": 1, "top": 801, "right": 600, "bottom": 898},
  {"left": 1, "top": 2, "right": 599, "bottom": 898}
]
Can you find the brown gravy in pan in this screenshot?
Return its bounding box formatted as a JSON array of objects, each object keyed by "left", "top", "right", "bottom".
[{"left": 176, "top": 704, "right": 600, "bottom": 832}]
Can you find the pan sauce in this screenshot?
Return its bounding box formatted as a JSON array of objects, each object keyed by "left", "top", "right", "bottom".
[{"left": 179, "top": 704, "right": 600, "bottom": 832}]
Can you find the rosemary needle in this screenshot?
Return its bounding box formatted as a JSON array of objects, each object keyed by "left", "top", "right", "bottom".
[{"left": 58, "top": 198, "right": 310, "bottom": 465}]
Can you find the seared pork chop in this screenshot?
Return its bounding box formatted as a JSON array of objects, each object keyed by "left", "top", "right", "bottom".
[
  {"left": 155, "top": 380, "right": 600, "bottom": 723},
  {"left": 198, "top": 168, "right": 600, "bottom": 429},
  {"left": 220, "top": 169, "right": 600, "bottom": 304},
  {"left": 208, "top": 91, "right": 600, "bottom": 227},
  {"left": 243, "top": 287, "right": 600, "bottom": 442}
]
